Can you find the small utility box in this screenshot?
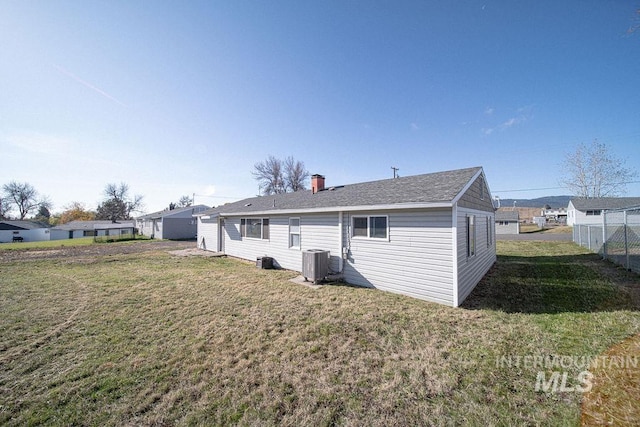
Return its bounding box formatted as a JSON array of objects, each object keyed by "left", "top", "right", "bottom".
[
  {"left": 302, "top": 249, "right": 329, "bottom": 283},
  {"left": 256, "top": 256, "right": 273, "bottom": 269}
]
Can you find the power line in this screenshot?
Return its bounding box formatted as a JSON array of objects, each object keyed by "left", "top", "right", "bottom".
[{"left": 493, "top": 180, "right": 640, "bottom": 194}]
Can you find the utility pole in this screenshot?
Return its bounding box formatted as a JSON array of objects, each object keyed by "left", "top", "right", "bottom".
[{"left": 391, "top": 166, "right": 399, "bottom": 179}]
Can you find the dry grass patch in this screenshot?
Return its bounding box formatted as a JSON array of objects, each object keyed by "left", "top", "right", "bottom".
[
  {"left": 581, "top": 333, "right": 640, "bottom": 426},
  {"left": 0, "top": 242, "right": 639, "bottom": 425}
]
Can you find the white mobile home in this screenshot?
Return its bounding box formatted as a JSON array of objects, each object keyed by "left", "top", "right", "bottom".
[
  {"left": 136, "top": 205, "right": 209, "bottom": 240},
  {"left": 0, "top": 221, "right": 50, "bottom": 243},
  {"left": 50, "top": 220, "right": 135, "bottom": 240},
  {"left": 567, "top": 197, "right": 640, "bottom": 226},
  {"left": 197, "top": 167, "right": 496, "bottom": 307}
]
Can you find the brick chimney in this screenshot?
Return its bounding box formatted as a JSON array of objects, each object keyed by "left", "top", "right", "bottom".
[{"left": 311, "top": 174, "right": 325, "bottom": 194}]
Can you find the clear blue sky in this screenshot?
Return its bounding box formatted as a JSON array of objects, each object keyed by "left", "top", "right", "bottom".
[{"left": 2, "top": 1, "right": 639, "bottom": 214}]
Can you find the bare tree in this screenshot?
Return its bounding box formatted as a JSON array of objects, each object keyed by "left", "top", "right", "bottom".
[
  {"left": 177, "top": 195, "right": 193, "bottom": 207},
  {"left": 284, "top": 156, "right": 310, "bottom": 192},
  {"left": 0, "top": 195, "right": 10, "bottom": 220},
  {"left": 560, "top": 140, "right": 638, "bottom": 198},
  {"left": 2, "top": 181, "right": 43, "bottom": 220},
  {"left": 96, "top": 183, "right": 144, "bottom": 221},
  {"left": 253, "top": 156, "right": 286, "bottom": 195},
  {"left": 252, "top": 155, "right": 309, "bottom": 195}
]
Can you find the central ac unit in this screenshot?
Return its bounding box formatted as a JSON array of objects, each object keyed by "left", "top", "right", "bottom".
[{"left": 302, "top": 249, "right": 329, "bottom": 284}]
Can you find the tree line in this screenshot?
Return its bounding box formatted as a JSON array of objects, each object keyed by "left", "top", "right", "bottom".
[
  {"left": 2, "top": 142, "right": 634, "bottom": 224},
  {"left": 0, "top": 182, "right": 195, "bottom": 225}
]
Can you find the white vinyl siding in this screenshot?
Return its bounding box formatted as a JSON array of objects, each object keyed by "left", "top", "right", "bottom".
[
  {"left": 567, "top": 201, "right": 605, "bottom": 226},
  {"left": 343, "top": 209, "right": 455, "bottom": 306},
  {"left": 198, "top": 217, "right": 219, "bottom": 251},
  {"left": 457, "top": 207, "right": 496, "bottom": 304},
  {"left": 223, "top": 214, "right": 341, "bottom": 272}
]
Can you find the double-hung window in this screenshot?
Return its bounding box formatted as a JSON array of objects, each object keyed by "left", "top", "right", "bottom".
[
  {"left": 467, "top": 215, "right": 476, "bottom": 257},
  {"left": 289, "top": 218, "right": 300, "bottom": 248},
  {"left": 352, "top": 215, "right": 388, "bottom": 239},
  {"left": 240, "top": 218, "right": 269, "bottom": 239}
]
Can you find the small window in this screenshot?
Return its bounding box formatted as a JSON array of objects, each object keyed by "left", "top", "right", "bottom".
[
  {"left": 586, "top": 210, "right": 602, "bottom": 216},
  {"left": 241, "top": 218, "right": 269, "bottom": 239},
  {"left": 83, "top": 230, "right": 96, "bottom": 237},
  {"left": 486, "top": 216, "right": 491, "bottom": 247},
  {"left": 352, "top": 216, "right": 388, "bottom": 239},
  {"left": 370, "top": 216, "right": 388, "bottom": 239},
  {"left": 467, "top": 215, "right": 476, "bottom": 257},
  {"left": 289, "top": 218, "right": 300, "bottom": 248},
  {"left": 353, "top": 217, "right": 368, "bottom": 237}
]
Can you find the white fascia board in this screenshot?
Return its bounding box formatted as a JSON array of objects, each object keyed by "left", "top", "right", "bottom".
[
  {"left": 218, "top": 202, "right": 453, "bottom": 217},
  {"left": 194, "top": 212, "right": 219, "bottom": 218}
]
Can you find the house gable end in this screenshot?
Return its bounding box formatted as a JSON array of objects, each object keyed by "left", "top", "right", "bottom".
[{"left": 456, "top": 173, "right": 495, "bottom": 212}]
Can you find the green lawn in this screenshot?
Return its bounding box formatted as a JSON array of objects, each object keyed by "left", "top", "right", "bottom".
[
  {"left": 0, "top": 241, "right": 638, "bottom": 425},
  {"left": 0, "top": 236, "right": 97, "bottom": 250}
]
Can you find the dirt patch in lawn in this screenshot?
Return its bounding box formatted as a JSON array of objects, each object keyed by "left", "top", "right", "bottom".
[
  {"left": 168, "top": 248, "right": 225, "bottom": 257},
  {"left": 0, "top": 240, "right": 194, "bottom": 262}
]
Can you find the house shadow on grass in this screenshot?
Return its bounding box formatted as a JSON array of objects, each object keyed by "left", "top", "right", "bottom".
[{"left": 462, "top": 253, "right": 640, "bottom": 314}]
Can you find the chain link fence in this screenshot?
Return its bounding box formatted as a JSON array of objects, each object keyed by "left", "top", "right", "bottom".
[{"left": 573, "top": 206, "right": 640, "bottom": 274}]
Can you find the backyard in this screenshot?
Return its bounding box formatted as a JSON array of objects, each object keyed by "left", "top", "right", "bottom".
[{"left": 0, "top": 240, "right": 638, "bottom": 425}]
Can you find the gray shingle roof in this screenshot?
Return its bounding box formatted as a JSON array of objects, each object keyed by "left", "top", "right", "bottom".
[
  {"left": 570, "top": 197, "right": 640, "bottom": 211},
  {"left": 136, "top": 205, "right": 209, "bottom": 220},
  {"left": 495, "top": 210, "right": 519, "bottom": 221},
  {"left": 200, "top": 166, "right": 483, "bottom": 216},
  {"left": 52, "top": 220, "right": 135, "bottom": 231},
  {"left": 0, "top": 220, "right": 50, "bottom": 230}
]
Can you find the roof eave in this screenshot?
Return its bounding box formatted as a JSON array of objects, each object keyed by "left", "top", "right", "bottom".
[{"left": 217, "top": 201, "right": 454, "bottom": 217}]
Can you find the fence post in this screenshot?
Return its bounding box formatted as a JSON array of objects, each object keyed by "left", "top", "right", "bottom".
[
  {"left": 624, "top": 210, "right": 629, "bottom": 270},
  {"left": 602, "top": 210, "right": 607, "bottom": 259}
]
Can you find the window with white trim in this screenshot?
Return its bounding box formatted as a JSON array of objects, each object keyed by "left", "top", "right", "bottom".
[
  {"left": 240, "top": 218, "right": 269, "bottom": 239},
  {"left": 289, "top": 217, "right": 300, "bottom": 248},
  {"left": 467, "top": 215, "right": 476, "bottom": 257},
  {"left": 352, "top": 216, "right": 388, "bottom": 239}
]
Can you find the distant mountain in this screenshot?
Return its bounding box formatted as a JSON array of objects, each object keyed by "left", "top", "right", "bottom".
[{"left": 496, "top": 195, "right": 572, "bottom": 209}]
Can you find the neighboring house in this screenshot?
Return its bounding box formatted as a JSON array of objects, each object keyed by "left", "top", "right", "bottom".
[
  {"left": 541, "top": 207, "right": 567, "bottom": 223},
  {"left": 0, "top": 220, "right": 51, "bottom": 243},
  {"left": 196, "top": 166, "right": 496, "bottom": 307},
  {"left": 136, "top": 205, "right": 209, "bottom": 240},
  {"left": 50, "top": 220, "right": 135, "bottom": 240},
  {"left": 567, "top": 197, "right": 640, "bottom": 226},
  {"left": 495, "top": 210, "right": 520, "bottom": 234}
]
